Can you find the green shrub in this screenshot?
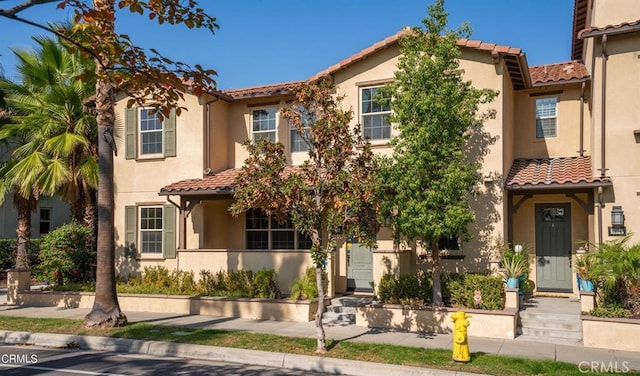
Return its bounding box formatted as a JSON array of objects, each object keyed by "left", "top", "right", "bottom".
[
  {"left": 289, "top": 267, "right": 327, "bottom": 300},
  {"left": 0, "top": 238, "right": 41, "bottom": 270},
  {"left": 589, "top": 305, "right": 631, "bottom": 318},
  {"left": 38, "top": 223, "right": 95, "bottom": 285},
  {"left": 196, "top": 269, "right": 281, "bottom": 299},
  {"left": 377, "top": 271, "right": 432, "bottom": 306},
  {"left": 118, "top": 265, "right": 197, "bottom": 295},
  {"left": 444, "top": 273, "right": 505, "bottom": 311}
]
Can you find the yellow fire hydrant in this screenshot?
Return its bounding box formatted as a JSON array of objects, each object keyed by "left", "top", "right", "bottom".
[{"left": 451, "top": 311, "right": 471, "bottom": 362}]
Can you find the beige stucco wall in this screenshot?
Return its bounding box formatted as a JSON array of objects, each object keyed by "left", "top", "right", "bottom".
[
  {"left": 113, "top": 93, "right": 207, "bottom": 273},
  {"left": 208, "top": 99, "right": 230, "bottom": 173},
  {"left": 513, "top": 85, "right": 590, "bottom": 159},
  {"left": 591, "top": 0, "right": 640, "bottom": 28},
  {"left": 588, "top": 32, "right": 640, "bottom": 244}
]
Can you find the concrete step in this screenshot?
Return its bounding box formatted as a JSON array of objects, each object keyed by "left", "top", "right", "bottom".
[
  {"left": 519, "top": 318, "right": 582, "bottom": 332},
  {"left": 519, "top": 311, "right": 580, "bottom": 322},
  {"left": 518, "top": 326, "right": 583, "bottom": 340},
  {"left": 321, "top": 311, "right": 356, "bottom": 326},
  {"left": 515, "top": 334, "right": 583, "bottom": 346},
  {"left": 325, "top": 305, "right": 357, "bottom": 314}
]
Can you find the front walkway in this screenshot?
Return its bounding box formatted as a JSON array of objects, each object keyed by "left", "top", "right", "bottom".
[{"left": 0, "top": 304, "right": 638, "bottom": 371}]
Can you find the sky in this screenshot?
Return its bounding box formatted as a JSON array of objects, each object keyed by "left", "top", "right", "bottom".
[{"left": 0, "top": 0, "right": 576, "bottom": 90}]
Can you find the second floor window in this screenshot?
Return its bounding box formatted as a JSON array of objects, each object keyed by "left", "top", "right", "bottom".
[
  {"left": 291, "top": 106, "right": 313, "bottom": 153},
  {"left": 535, "top": 97, "right": 557, "bottom": 138},
  {"left": 252, "top": 108, "right": 277, "bottom": 143},
  {"left": 361, "top": 86, "right": 391, "bottom": 140},
  {"left": 140, "top": 108, "right": 163, "bottom": 155}
]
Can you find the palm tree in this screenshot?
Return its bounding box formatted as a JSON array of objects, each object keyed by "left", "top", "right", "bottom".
[
  {"left": 0, "top": 34, "right": 98, "bottom": 268},
  {"left": 0, "top": 34, "right": 98, "bottom": 225}
]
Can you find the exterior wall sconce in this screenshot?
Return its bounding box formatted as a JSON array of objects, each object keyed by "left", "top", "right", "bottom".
[{"left": 608, "top": 206, "right": 626, "bottom": 236}]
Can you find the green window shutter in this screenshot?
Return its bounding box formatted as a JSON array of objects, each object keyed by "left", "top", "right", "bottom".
[
  {"left": 163, "top": 109, "right": 176, "bottom": 157},
  {"left": 124, "top": 205, "right": 137, "bottom": 258},
  {"left": 125, "top": 107, "right": 138, "bottom": 159},
  {"left": 163, "top": 205, "right": 177, "bottom": 259}
]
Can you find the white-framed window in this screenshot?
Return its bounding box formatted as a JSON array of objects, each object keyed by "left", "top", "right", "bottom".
[
  {"left": 361, "top": 86, "right": 391, "bottom": 140},
  {"left": 245, "top": 209, "right": 312, "bottom": 250},
  {"left": 252, "top": 108, "right": 277, "bottom": 143},
  {"left": 140, "top": 206, "right": 163, "bottom": 254},
  {"left": 39, "top": 207, "right": 52, "bottom": 234},
  {"left": 139, "top": 108, "right": 164, "bottom": 155},
  {"left": 535, "top": 97, "right": 557, "bottom": 138},
  {"left": 290, "top": 105, "right": 313, "bottom": 153}
]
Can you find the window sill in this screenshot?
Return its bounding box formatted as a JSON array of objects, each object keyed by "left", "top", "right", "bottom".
[
  {"left": 135, "top": 155, "right": 166, "bottom": 162},
  {"left": 138, "top": 255, "right": 165, "bottom": 261}
]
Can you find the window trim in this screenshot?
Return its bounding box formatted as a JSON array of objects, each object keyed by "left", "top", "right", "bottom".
[
  {"left": 251, "top": 107, "right": 278, "bottom": 143},
  {"left": 535, "top": 97, "right": 558, "bottom": 139},
  {"left": 360, "top": 85, "right": 392, "bottom": 141},
  {"left": 139, "top": 205, "right": 164, "bottom": 255},
  {"left": 138, "top": 107, "right": 165, "bottom": 158},
  {"left": 245, "top": 209, "right": 311, "bottom": 250}
]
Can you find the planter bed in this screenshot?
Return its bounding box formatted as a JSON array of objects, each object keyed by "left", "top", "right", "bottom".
[
  {"left": 356, "top": 303, "right": 518, "bottom": 339},
  {"left": 582, "top": 315, "right": 640, "bottom": 352},
  {"left": 12, "top": 290, "right": 327, "bottom": 322}
]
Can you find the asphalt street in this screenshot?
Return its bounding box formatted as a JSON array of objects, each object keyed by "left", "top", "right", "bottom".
[{"left": 0, "top": 345, "right": 331, "bottom": 375}]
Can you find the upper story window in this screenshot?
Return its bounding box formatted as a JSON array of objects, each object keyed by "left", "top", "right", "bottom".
[
  {"left": 535, "top": 97, "right": 557, "bottom": 138},
  {"left": 124, "top": 107, "right": 176, "bottom": 160},
  {"left": 361, "top": 86, "right": 391, "bottom": 140},
  {"left": 140, "top": 108, "right": 163, "bottom": 155},
  {"left": 291, "top": 106, "right": 313, "bottom": 153},
  {"left": 245, "top": 209, "right": 312, "bottom": 250},
  {"left": 252, "top": 108, "right": 277, "bottom": 143}
]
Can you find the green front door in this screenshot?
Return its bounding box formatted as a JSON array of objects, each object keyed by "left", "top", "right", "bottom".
[
  {"left": 535, "top": 203, "right": 573, "bottom": 292},
  {"left": 347, "top": 240, "right": 373, "bottom": 291}
]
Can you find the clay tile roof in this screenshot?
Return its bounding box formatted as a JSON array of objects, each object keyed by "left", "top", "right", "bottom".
[
  {"left": 309, "top": 30, "right": 523, "bottom": 82},
  {"left": 222, "top": 81, "right": 305, "bottom": 100},
  {"left": 578, "top": 19, "right": 640, "bottom": 39},
  {"left": 159, "top": 166, "right": 302, "bottom": 195},
  {"left": 160, "top": 168, "right": 241, "bottom": 195},
  {"left": 529, "top": 61, "right": 589, "bottom": 85},
  {"left": 505, "top": 156, "right": 610, "bottom": 190}
]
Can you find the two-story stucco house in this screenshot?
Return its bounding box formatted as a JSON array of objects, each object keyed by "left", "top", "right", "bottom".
[{"left": 113, "top": 0, "right": 640, "bottom": 297}]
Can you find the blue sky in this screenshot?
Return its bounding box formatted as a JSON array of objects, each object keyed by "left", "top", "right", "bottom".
[{"left": 0, "top": 0, "right": 575, "bottom": 90}]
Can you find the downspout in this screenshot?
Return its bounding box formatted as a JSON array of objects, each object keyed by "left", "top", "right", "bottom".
[
  {"left": 600, "top": 34, "right": 608, "bottom": 177},
  {"left": 579, "top": 81, "right": 585, "bottom": 156},
  {"left": 597, "top": 187, "right": 603, "bottom": 244}
]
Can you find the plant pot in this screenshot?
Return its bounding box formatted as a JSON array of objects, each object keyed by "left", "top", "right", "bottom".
[
  {"left": 506, "top": 277, "right": 519, "bottom": 289},
  {"left": 580, "top": 279, "right": 595, "bottom": 292}
]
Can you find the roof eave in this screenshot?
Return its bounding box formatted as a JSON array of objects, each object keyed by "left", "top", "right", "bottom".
[
  {"left": 531, "top": 77, "right": 591, "bottom": 88},
  {"left": 506, "top": 181, "right": 612, "bottom": 191},
  {"left": 159, "top": 189, "right": 234, "bottom": 196},
  {"left": 579, "top": 23, "right": 640, "bottom": 39}
]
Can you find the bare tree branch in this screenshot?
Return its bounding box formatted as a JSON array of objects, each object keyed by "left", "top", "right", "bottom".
[{"left": 0, "top": 0, "right": 58, "bottom": 17}]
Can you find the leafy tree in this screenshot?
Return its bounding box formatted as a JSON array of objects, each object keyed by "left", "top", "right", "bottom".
[
  {"left": 230, "top": 79, "right": 380, "bottom": 353},
  {"left": 379, "top": 0, "right": 497, "bottom": 306},
  {"left": 1, "top": 0, "right": 217, "bottom": 327},
  {"left": 0, "top": 33, "right": 98, "bottom": 232}
]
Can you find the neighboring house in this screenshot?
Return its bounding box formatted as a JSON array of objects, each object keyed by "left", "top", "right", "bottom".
[
  {"left": 113, "top": 0, "right": 640, "bottom": 297},
  {"left": 0, "top": 144, "right": 71, "bottom": 239}
]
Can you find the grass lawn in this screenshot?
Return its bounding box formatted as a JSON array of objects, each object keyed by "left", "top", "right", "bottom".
[{"left": 0, "top": 316, "right": 628, "bottom": 376}]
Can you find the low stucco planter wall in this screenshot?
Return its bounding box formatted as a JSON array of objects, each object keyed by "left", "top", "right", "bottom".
[
  {"left": 582, "top": 315, "right": 640, "bottom": 352},
  {"left": 356, "top": 304, "right": 518, "bottom": 339},
  {"left": 12, "top": 290, "right": 326, "bottom": 322}
]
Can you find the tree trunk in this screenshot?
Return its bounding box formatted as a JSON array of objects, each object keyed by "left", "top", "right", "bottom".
[
  {"left": 14, "top": 192, "right": 35, "bottom": 269},
  {"left": 431, "top": 241, "right": 443, "bottom": 307},
  {"left": 314, "top": 262, "right": 327, "bottom": 353},
  {"left": 84, "top": 0, "right": 126, "bottom": 328}
]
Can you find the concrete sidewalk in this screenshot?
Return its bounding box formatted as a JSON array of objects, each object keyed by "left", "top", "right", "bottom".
[{"left": 0, "top": 304, "right": 638, "bottom": 375}]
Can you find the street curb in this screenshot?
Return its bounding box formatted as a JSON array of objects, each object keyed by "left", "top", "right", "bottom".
[{"left": 0, "top": 330, "right": 480, "bottom": 376}]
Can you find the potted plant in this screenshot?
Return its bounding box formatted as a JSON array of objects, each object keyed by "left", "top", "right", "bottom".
[
  {"left": 501, "top": 253, "right": 526, "bottom": 289},
  {"left": 574, "top": 253, "right": 597, "bottom": 292}
]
